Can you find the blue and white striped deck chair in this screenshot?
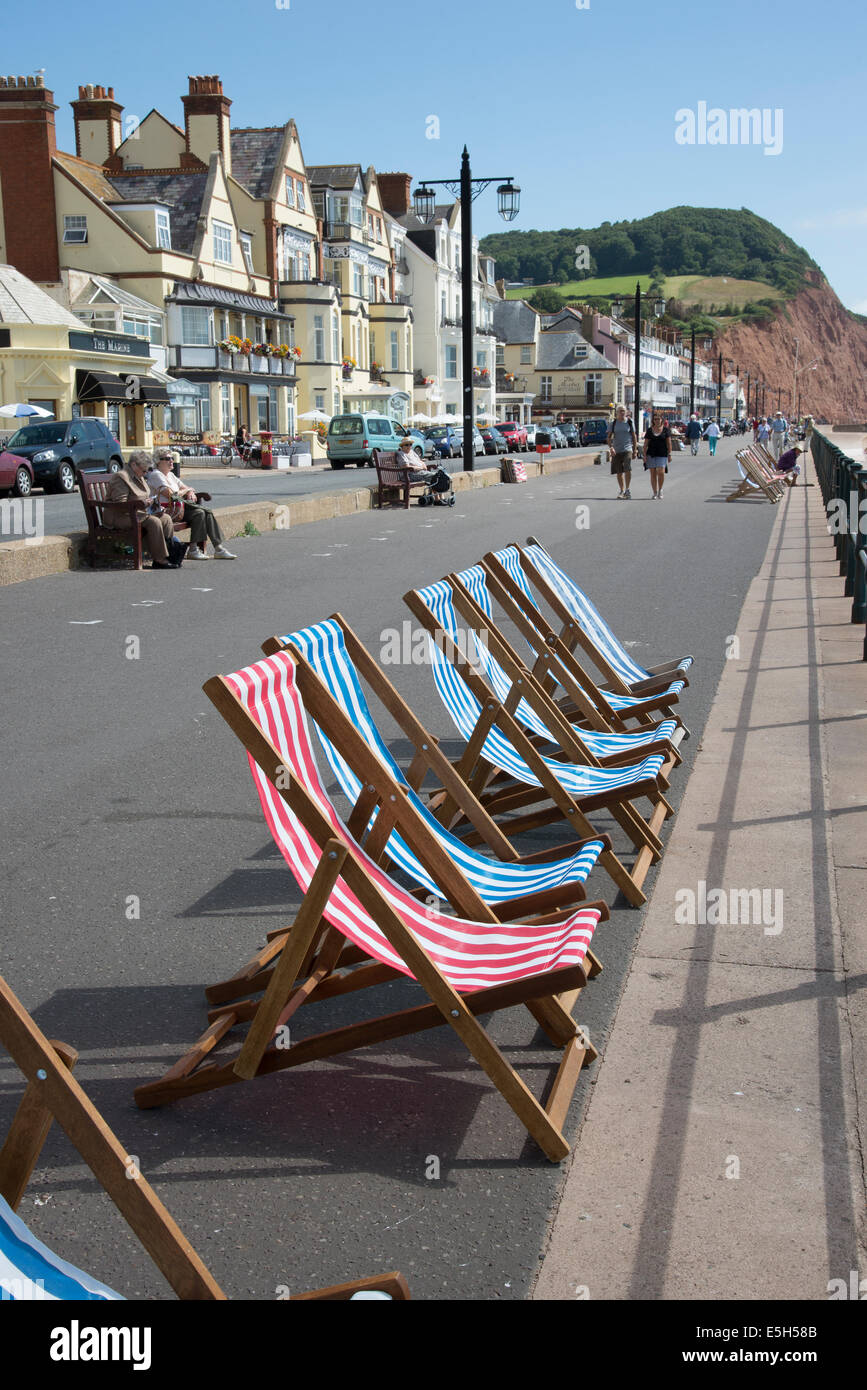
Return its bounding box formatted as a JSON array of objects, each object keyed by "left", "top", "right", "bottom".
[
  {"left": 271, "top": 617, "right": 613, "bottom": 925},
  {"left": 1, "top": 1194, "right": 122, "bottom": 1300},
  {"left": 0, "top": 972, "right": 223, "bottom": 1301},
  {"left": 484, "top": 545, "right": 689, "bottom": 727},
  {"left": 449, "top": 562, "right": 681, "bottom": 765},
  {"left": 519, "top": 538, "right": 693, "bottom": 699},
  {"left": 403, "top": 581, "right": 672, "bottom": 905}
]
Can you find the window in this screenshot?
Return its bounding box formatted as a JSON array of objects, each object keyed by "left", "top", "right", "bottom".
[
  {"left": 445, "top": 345, "right": 457, "bottom": 380},
  {"left": 295, "top": 249, "right": 310, "bottom": 281},
  {"left": 63, "top": 215, "right": 88, "bottom": 244},
  {"left": 496, "top": 344, "right": 505, "bottom": 366},
  {"left": 295, "top": 179, "right": 306, "bottom": 212},
  {"left": 349, "top": 198, "right": 363, "bottom": 227},
  {"left": 284, "top": 174, "right": 295, "bottom": 208},
  {"left": 352, "top": 263, "right": 364, "bottom": 297},
  {"left": 180, "top": 306, "right": 211, "bottom": 346},
  {"left": 212, "top": 221, "right": 233, "bottom": 264},
  {"left": 240, "top": 233, "right": 254, "bottom": 274},
  {"left": 520, "top": 346, "right": 532, "bottom": 365},
  {"left": 333, "top": 388, "right": 341, "bottom": 416},
  {"left": 221, "top": 384, "right": 231, "bottom": 433},
  {"left": 390, "top": 330, "right": 398, "bottom": 372},
  {"left": 476, "top": 351, "right": 486, "bottom": 370},
  {"left": 332, "top": 313, "right": 340, "bottom": 362},
  {"left": 314, "top": 314, "right": 324, "bottom": 361},
  {"left": 312, "top": 191, "right": 325, "bottom": 219},
  {"left": 585, "top": 372, "right": 602, "bottom": 404},
  {"left": 155, "top": 211, "right": 171, "bottom": 250},
  {"left": 441, "top": 291, "right": 447, "bottom": 323},
  {"left": 540, "top": 375, "right": 553, "bottom": 401},
  {"left": 315, "top": 393, "right": 325, "bottom": 412}
]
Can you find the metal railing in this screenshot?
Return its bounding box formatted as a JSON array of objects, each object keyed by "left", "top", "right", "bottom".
[{"left": 811, "top": 429, "right": 867, "bottom": 659}]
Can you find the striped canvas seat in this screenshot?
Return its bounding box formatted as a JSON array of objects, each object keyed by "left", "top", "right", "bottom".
[
  {"left": 521, "top": 542, "right": 693, "bottom": 685},
  {"left": 489, "top": 545, "right": 687, "bottom": 710},
  {"left": 0, "top": 1194, "right": 121, "bottom": 1301},
  {"left": 452, "top": 562, "right": 679, "bottom": 750},
  {"left": 414, "top": 579, "right": 668, "bottom": 799},
  {"left": 227, "top": 652, "right": 600, "bottom": 991},
  {"left": 279, "top": 618, "right": 606, "bottom": 906}
]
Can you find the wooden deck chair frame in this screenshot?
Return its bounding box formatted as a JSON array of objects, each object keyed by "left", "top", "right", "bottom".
[
  {"left": 262, "top": 627, "right": 611, "bottom": 939},
  {"left": 0, "top": 975, "right": 408, "bottom": 1302},
  {"left": 728, "top": 449, "right": 783, "bottom": 503},
  {"left": 133, "top": 665, "right": 603, "bottom": 1164},
  {"left": 401, "top": 586, "right": 671, "bottom": 907},
  {"left": 481, "top": 548, "right": 688, "bottom": 731},
  {"left": 515, "top": 536, "right": 692, "bottom": 700}
]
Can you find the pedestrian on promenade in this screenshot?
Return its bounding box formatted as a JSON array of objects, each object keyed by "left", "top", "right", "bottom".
[
  {"left": 685, "top": 414, "right": 703, "bottom": 456},
  {"left": 105, "top": 451, "right": 186, "bottom": 569},
  {"left": 775, "top": 443, "right": 803, "bottom": 485},
  {"left": 757, "top": 417, "right": 771, "bottom": 447},
  {"left": 752, "top": 417, "right": 759, "bottom": 442},
  {"left": 704, "top": 419, "right": 721, "bottom": 456},
  {"left": 643, "top": 411, "right": 671, "bottom": 499},
  {"left": 770, "top": 410, "right": 789, "bottom": 460},
  {"left": 607, "top": 405, "right": 638, "bottom": 498},
  {"left": 147, "top": 452, "right": 237, "bottom": 560}
]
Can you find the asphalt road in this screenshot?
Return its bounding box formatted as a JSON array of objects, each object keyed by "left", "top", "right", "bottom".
[
  {"left": 0, "top": 447, "right": 595, "bottom": 542},
  {"left": 0, "top": 438, "right": 777, "bottom": 1300}
]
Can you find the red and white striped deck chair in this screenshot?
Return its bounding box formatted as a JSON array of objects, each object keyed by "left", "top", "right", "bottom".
[{"left": 134, "top": 651, "right": 605, "bottom": 1162}]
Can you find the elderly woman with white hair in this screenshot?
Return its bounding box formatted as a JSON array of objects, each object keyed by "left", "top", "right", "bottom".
[{"left": 104, "top": 450, "right": 186, "bottom": 568}]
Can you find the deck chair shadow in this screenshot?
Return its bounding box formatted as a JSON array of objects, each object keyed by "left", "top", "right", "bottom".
[
  {"left": 482, "top": 544, "right": 690, "bottom": 730},
  {"left": 134, "top": 650, "right": 605, "bottom": 1163},
  {"left": 0, "top": 974, "right": 408, "bottom": 1301},
  {"left": 516, "top": 537, "right": 694, "bottom": 701},
  {"left": 402, "top": 579, "right": 673, "bottom": 908}
]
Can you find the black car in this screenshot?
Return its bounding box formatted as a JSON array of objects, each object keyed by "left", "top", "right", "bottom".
[
  {"left": 3, "top": 418, "right": 124, "bottom": 493},
  {"left": 480, "top": 426, "right": 508, "bottom": 455}
]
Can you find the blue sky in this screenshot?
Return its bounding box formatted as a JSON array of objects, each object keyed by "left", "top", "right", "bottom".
[{"left": 8, "top": 0, "right": 865, "bottom": 308}]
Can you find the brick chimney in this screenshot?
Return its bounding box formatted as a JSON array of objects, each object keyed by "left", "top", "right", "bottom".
[
  {"left": 71, "top": 84, "right": 123, "bottom": 166},
  {"left": 182, "top": 75, "right": 231, "bottom": 174},
  {"left": 0, "top": 75, "right": 60, "bottom": 282},
  {"left": 377, "top": 172, "right": 413, "bottom": 218}
]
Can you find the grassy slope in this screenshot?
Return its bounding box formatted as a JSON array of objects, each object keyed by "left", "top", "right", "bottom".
[{"left": 506, "top": 272, "right": 784, "bottom": 308}]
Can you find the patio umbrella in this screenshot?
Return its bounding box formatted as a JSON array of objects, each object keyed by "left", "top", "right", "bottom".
[
  {"left": 410, "top": 412, "right": 432, "bottom": 425},
  {"left": 298, "top": 409, "right": 331, "bottom": 423},
  {"left": 0, "top": 402, "right": 54, "bottom": 419}
]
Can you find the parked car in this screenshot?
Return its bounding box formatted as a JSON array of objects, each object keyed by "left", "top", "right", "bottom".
[
  {"left": 452, "top": 426, "right": 485, "bottom": 457},
  {"left": 404, "top": 428, "right": 436, "bottom": 460},
  {"left": 494, "top": 421, "right": 529, "bottom": 452},
  {"left": 579, "top": 418, "right": 610, "bottom": 447},
  {"left": 425, "top": 425, "right": 462, "bottom": 459},
  {"left": 480, "top": 426, "right": 508, "bottom": 455},
  {"left": 326, "top": 412, "right": 409, "bottom": 468},
  {"left": 3, "top": 418, "right": 123, "bottom": 493},
  {"left": 559, "top": 422, "right": 580, "bottom": 447},
  {"left": 0, "top": 450, "right": 35, "bottom": 497},
  {"left": 548, "top": 426, "right": 566, "bottom": 449},
  {"left": 524, "top": 423, "right": 538, "bottom": 449}
]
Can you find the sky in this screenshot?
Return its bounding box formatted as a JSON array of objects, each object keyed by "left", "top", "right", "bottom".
[{"left": 6, "top": 0, "right": 865, "bottom": 309}]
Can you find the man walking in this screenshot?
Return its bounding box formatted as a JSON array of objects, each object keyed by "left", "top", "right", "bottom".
[
  {"left": 685, "top": 414, "right": 703, "bottom": 456},
  {"left": 770, "top": 410, "right": 789, "bottom": 461},
  {"left": 607, "top": 405, "right": 638, "bottom": 498}
]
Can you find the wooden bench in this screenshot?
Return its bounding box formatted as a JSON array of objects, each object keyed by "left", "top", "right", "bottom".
[
  {"left": 372, "top": 449, "right": 432, "bottom": 509},
  {"left": 77, "top": 469, "right": 210, "bottom": 569}
]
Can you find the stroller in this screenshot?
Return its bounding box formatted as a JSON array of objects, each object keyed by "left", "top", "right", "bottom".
[{"left": 418, "top": 466, "right": 456, "bottom": 507}]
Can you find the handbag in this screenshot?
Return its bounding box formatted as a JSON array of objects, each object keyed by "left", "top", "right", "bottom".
[{"left": 156, "top": 485, "right": 185, "bottom": 523}]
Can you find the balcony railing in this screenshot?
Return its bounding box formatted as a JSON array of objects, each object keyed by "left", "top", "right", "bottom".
[
  {"left": 168, "top": 346, "right": 295, "bottom": 376},
  {"left": 534, "top": 392, "right": 615, "bottom": 410},
  {"left": 322, "top": 220, "right": 364, "bottom": 241}
]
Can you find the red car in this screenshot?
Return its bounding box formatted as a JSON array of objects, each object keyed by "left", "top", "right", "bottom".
[
  {"left": 494, "top": 421, "right": 529, "bottom": 452},
  {"left": 0, "top": 449, "right": 34, "bottom": 497}
]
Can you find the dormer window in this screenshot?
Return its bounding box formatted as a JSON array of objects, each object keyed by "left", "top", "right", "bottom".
[
  {"left": 295, "top": 179, "right": 306, "bottom": 212},
  {"left": 155, "top": 211, "right": 171, "bottom": 250},
  {"left": 240, "top": 232, "right": 254, "bottom": 274},
  {"left": 284, "top": 174, "right": 295, "bottom": 208},
  {"left": 213, "top": 220, "right": 233, "bottom": 264}
]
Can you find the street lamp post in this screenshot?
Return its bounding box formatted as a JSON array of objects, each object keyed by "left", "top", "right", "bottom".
[
  {"left": 610, "top": 285, "right": 665, "bottom": 438},
  {"left": 717, "top": 351, "right": 723, "bottom": 425},
  {"left": 689, "top": 325, "right": 696, "bottom": 417},
  {"left": 414, "top": 150, "right": 519, "bottom": 472}
]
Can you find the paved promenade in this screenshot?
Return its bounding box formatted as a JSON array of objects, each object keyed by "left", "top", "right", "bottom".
[{"left": 535, "top": 465, "right": 867, "bottom": 1301}]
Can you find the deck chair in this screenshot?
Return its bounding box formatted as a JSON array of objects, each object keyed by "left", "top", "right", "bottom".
[
  {"left": 516, "top": 538, "right": 694, "bottom": 700},
  {"left": 482, "top": 545, "right": 689, "bottom": 729},
  {"left": 402, "top": 580, "right": 672, "bottom": 907},
  {"left": 133, "top": 651, "right": 605, "bottom": 1164},
  {"left": 727, "top": 450, "right": 783, "bottom": 503},
  {"left": 262, "top": 617, "right": 611, "bottom": 935},
  {"left": 0, "top": 974, "right": 408, "bottom": 1301},
  {"left": 447, "top": 561, "right": 686, "bottom": 770}
]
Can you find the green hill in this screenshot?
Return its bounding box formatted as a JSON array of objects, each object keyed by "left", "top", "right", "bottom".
[{"left": 482, "top": 207, "right": 819, "bottom": 300}]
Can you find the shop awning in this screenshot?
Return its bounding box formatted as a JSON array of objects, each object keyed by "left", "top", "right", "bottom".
[{"left": 76, "top": 369, "right": 170, "bottom": 405}]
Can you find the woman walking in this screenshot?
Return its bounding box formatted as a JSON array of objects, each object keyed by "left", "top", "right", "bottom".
[
  {"left": 643, "top": 411, "right": 671, "bottom": 499},
  {"left": 704, "top": 419, "right": 721, "bottom": 456}
]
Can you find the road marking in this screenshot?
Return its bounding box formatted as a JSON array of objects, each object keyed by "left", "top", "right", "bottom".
[
  {"left": 131, "top": 600, "right": 164, "bottom": 607},
  {"left": 311, "top": 553, "right": 332, "bottom": 557},
  {"left": 69, "top": 620, "right": 103, "bottom": 625},
  {"left": 190, "top": 587, "right": 213, "bottom": 592}
]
